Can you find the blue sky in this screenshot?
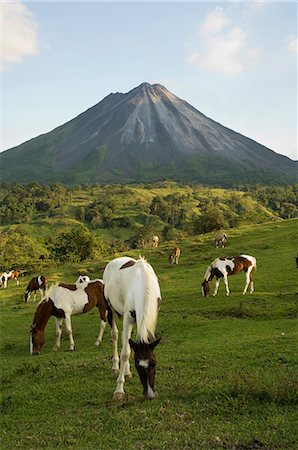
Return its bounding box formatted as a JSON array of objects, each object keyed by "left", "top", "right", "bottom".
[{"left": 2, "top": 1, "right": 297, "bottom": 160}]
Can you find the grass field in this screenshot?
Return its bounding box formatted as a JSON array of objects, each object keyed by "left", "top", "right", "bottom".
[{"left": 1, "top": 219, "right": 297, "bottom": 449}]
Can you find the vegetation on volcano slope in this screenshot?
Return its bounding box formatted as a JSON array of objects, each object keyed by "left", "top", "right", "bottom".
[{"left": 0, "top": 182, "right": 297, "bottom": 273}]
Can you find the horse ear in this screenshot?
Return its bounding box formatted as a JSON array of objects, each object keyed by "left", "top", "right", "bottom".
[
  {"left": 149, "top": 337, "right": 161, "bottom": 350},
  {"left": 129, "top": 339, "right": 137, "bottom": 350}
]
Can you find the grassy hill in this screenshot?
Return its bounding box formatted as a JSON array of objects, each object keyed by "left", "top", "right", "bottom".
[
  {"left": 0, "top": 219, "right": 297, "bottom": 449},
  {"left": 1, "top": 182, "right": 283, "bottom": 273}
]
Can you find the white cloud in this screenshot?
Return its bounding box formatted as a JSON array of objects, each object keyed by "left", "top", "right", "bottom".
[
  {"left": 187, "top": 7, "right": 260, "bottom": 76},
  {"left": 188, "top": 27, "right": 259, "bottom": 76},
  {"left": 1, "top": 1, "right": 39, "bottom": 66},
  {"left": 286, "top": 37, "right": 298, "bottom": 54},
  {"left": 200, "top": 7, "right": 229, "bottom": 35}
]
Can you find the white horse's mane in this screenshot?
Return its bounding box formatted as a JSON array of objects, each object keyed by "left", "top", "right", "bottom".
[{"left": 133, "top": 257, "right": 160, "bottom": 343}]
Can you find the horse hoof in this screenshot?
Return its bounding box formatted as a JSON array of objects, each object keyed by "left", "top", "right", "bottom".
[
  {"left": 113, "top": 392, "right": 125, "bottom": 400},
  {"left": 125, "top": 373, "right": 133, "bottom": 380},
  {"left": 112, "top": 368, "right": 120, "bottom": 375},
  {"left": 94, "top": 342, "right": 100, "bottom": 347}
]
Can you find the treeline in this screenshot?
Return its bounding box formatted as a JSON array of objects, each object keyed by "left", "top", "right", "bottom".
[
  {"left": 0, "top": 183, "right": 71, "bottom": 224},
  {"left": 0, "top": 182, "right": 297, "bottom": 271},
  {"left": 248, "top": 185, "right": 298, "bottom": 219}
]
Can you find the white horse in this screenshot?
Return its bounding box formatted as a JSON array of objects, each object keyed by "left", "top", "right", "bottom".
[
  {"left": 103, "top": 256, "right": 161, "bottom": 400},
  {"left": 202, "top": 254, "right": 257, "bottom": 296},
  {"left": 30, "top": 279, "right": 108, "bottom": 355}
]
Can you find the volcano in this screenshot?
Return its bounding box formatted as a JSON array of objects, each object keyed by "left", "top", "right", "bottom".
[{"left": 1, "top": 82, "right": 296, "bottom": 185}]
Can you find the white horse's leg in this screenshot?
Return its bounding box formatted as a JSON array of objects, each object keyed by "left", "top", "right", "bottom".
[
  {"left": 95, "top": 320, "right": 107, "bottom": 347},
  {"left": 64, "top": 314, "right": 75, "bottom": 351},
  {"left": 111, "top": 319, "right": 119, "bottom": 373},
  {"left": 213, "top": 278, "right": 220, "bottom": 296},
  {"left": 223, "top": 275, "right": 230, "bottom": 296},
  {"left": 39, "top": 288, "right": 43, "bottom": 300},
  {"left": 243, "top": 268, "right": 254, "bottom": 294},
  {"left": 54, "top": 318, "right": 63, "bottom": 351},
  {"left": 114, "top": 315, "right": 134, "bottom": 399}
]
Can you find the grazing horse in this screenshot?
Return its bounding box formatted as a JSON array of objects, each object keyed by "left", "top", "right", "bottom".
[
  {"left": 75, "top": 275, "right": 91, "bottom": 284},
  {"left": 30, "top": 279, "right": 109, "bottom": 355},
  {"left": 103, "top": 256, "right": 161, "bottom": 400},
  {"left": 214, "top": 233, "right": 227, "bottom": 248},
  {"left": 153, "top": 235, "right": 159, "bottom": 248},
  {"left": 201, "top": 254, "right": 256, "bottom": 297},
  {"left": 0, "top": 270, "right": 20, "bottom": 288},
  {"left": 24, "top": 275, "right": 48, "bottom": 303},
  {"left": 169, "top": 247, "right": 181, "bottom": 264}
]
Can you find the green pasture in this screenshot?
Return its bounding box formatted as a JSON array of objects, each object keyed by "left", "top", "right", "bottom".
[{"left": 1, "top": 219, "right": 297, "bottom": 449}]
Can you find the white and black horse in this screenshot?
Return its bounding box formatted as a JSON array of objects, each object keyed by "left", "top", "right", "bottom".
[
  {"left": 202, "top": 254, "right": 256, "bottom": 296},
  {"left": 214, "top": 233, "right": 227, "bottom": 248},
  {"left": 24, "top": 275, "right": 48, "bottom": 303},
  {"left": 103, "top": 256, "right": 161, "bottom": 400},
  {"left": 75, "top": 275, "right": 91, "bottom": 284}
]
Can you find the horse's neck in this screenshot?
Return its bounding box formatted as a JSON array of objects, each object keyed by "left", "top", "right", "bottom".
[{"left": 34, "top": 300, "right": 53, "bottom": 331}]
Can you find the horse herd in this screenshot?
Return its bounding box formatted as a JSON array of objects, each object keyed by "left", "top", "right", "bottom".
[{"left": 3, "top": 232, "right": 258, "bottom": 400}]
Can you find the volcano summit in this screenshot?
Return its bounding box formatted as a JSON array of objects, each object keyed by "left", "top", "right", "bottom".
[{"left": 1, "top": 82, "right": 296, "bottom": 185}]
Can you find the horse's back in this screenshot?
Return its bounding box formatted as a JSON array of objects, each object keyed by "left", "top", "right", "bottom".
[
  {"left": 103, "top": 257, "right": 160, "bottom": 315},
  {"left": 47, "top": 283, "right": 90, "bottom": 315}
]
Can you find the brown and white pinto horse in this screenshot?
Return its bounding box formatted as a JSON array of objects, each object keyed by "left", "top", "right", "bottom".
[
  {"left": 24, "top": 275, "right": 48, "bottom": 303},
  {"left": 202, "top": 254, "right": 256, "bottom": 297},
  {"left": 103, "top": 256, "right": 161, "bottom": 400},
  {"left": 30, "top": 279, "right": 109, "bottom": 355},
  {"left": 169, "top": 247, "right": 181, "bottom": 264},
  {"left": 0, "top": 270, "right": 20, "bottom": 288},
  {"left": 152, "top": 235, "right": 159, "bottom": 248}
]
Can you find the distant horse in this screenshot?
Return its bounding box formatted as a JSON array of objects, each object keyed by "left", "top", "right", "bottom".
[
  {"left": 30, "top": 279, "right": 109, "bottom": 355},
  {"left": 24, "top": 275, "right": 48, "bottom": 303},
  {"left": 75, "top": 275, "right": 91, "bottom": 284},
  {"left": 103, "top": 256, "right": 161, "bottom": 400},
  {"left": 0, "top": 270, "right": 20, "bottom": 288},
  {"left": 153, "top": 235, "right": 159, "bottom": 248},
  {"left": 169, "top": 247, "right": 181, "bottom": 264},
  {"left": 214, "top": 233, "right": 227, "bottom": 248},
  {"left": 201, "top": 254, "right": 257, "bottom": 297}
]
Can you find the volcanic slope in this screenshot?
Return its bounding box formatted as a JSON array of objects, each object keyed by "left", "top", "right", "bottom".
[{"left": 1, "top": 82, "right": 296, "bottom": 185}]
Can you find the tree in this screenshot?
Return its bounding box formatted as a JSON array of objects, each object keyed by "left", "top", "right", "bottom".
[
  {"left": 47, "top": 226, "right": 99, "bottom": 262},
  {"left": 193, "top": 209, "right": 228, "bottom": 234}
]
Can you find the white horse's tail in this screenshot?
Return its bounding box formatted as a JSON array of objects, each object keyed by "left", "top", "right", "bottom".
[
  {"left": 241, "top": 254, "right": 257, "bottom": 272},
  {"left": 135, "top": 258, "right": 160, "bottom": 344}
]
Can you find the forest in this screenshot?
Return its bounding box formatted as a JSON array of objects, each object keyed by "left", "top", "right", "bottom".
[{"left": 0, "top": 181, "right": 297, "bottom": 272}]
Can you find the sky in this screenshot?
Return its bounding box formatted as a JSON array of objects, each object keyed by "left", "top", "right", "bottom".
[{"left": 1, "top": 0, "right": 297, "bottom": 161}]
